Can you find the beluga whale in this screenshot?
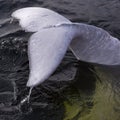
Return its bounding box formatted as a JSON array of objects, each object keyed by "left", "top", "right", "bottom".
[{"left": 11, "top": 7, "right": 120, "bottom": 91}]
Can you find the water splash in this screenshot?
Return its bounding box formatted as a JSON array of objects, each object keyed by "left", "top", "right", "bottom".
[
  {"left": 17, "top": 87, "right": 33, "bottom": 114},
  {"left": 19, "top": 87, "right": 33, "bottom": 105},
  {"left": 27, "top": 87, "right": 33, "bottom": 103}
]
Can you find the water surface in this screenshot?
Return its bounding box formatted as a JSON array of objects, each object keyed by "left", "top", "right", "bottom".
[{"left": 0, "top": 0, "right": 120, "bottom": 120}]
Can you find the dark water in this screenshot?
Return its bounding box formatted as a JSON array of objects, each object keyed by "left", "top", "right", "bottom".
[{"left": 0, "top": 0, "right": 120, "bottom": 120}]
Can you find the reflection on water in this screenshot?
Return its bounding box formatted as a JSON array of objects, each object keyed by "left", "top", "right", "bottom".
[{"left": 0, "top": 0, "right": 120, "bottom": 120}]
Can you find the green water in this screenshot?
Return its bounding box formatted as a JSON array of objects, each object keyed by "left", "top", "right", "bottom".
[{"left": 63, "top": 67, "right": 120, "bottom": 120}]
